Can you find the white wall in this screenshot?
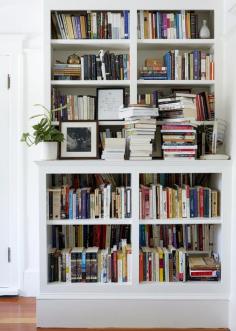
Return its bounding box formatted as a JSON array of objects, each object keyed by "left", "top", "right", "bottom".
[
  {"left": 224, "top": 2, "right": 236, "bottom": 330},
  {"left": 0, "top": 0, "right": 44, "bottom": 295}
]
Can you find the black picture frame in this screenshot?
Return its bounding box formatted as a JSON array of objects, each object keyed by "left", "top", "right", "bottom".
[{"left": 59, "top": 120, "right": 98, "bottom": 159}]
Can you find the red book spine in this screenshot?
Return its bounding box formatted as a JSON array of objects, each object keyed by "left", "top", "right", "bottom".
[
  {"left": 161, "top": 125, "right": 194, "bottom": 130},
  {"left": 198, "top": 224, "right": 203, "bottom": 250},
  {"left": 199, "top": 187, "right": 204, "bottom": 217}
]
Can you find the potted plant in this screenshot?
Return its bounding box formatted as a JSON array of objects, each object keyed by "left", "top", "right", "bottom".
[{"left": 21, "top": 104, "right": 65, "bottom": 160}]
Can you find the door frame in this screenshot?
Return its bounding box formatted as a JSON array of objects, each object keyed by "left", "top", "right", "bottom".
[{"left": 0, "top": 35, "right": 24, "bottom": 295}]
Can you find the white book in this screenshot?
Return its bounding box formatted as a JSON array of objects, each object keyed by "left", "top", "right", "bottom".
[{"left": 80, "top": 57, "right": 84, "bottom": 80}]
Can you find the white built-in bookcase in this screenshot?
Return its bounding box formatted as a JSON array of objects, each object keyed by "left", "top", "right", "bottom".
[{"left": 38, "top": 0, "right": 231, "bottom": 328}]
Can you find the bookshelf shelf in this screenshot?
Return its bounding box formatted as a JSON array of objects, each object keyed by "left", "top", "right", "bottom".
[
  {"left": 137, "top": 80, "right": 215, "bottom": 86},
  {"left": 139, "top": 217, "right": 222, "bottom": 225},
  {"left": 47, "top": 218, "right": 133, "bottom": 225},
  {"left": 51, "top": 80, "right": 130, "bottom": 87},
  {"left": 51, "top": 39, "right": 130, "bottom": 50},
  {"left": 137, "top": 39, "right": 215, "bottom": 49}
]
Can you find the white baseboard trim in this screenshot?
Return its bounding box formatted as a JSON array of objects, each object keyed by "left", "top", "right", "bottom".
[
  {"left": 0, "top": 288, "right": 19, "bottom": 296},
  {"left": 37, "top": 298, "right": 229, "bottom": 328},
  {"left": 22, "top": 269, "right": 38, "bottom": 297}
]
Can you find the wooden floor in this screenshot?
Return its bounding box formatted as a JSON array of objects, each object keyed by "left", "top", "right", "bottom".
[{"left": 0, "top": 297, "right": 229, "bottom": 331}]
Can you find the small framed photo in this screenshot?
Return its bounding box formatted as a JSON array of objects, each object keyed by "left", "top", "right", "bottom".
[
  {"left": 59, "top": 121, "right": 98, "bottom": 159},
  {"left": 97, "top": 87, "right": 125, "bottom": 120}
]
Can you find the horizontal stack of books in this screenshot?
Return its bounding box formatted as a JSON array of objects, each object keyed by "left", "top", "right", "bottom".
[
  {"left": 188, "top": 254, "right": 221, "bottom": 281},
  {"left": 164, "top": 50, "right": 214, "bottom": 80},
  {"left": 48, "top": 240, "right": 132, "bottom": 283},
  {"left": 51, "top": 89, "right": 96, "bottom": 121},
  {"left": 139, "top": 59, "right": 167, "bottom": 80},
  {"left": 140, "top": 183, "right": 219, "bottom": 219},
  {"left": 52, "top": 63, "right": 81, "bottom": 80},
  {"left": 139, "top": 247, "right": 220, "bottom": 282},
  {"left": 101, "top": 138, "right": 126, "bottom": 160},
  {"left": 161, "top": 123, "right": 197, "bottom": 159},
  {"left": 138, "top": 10, "right": 200, "bottom": 39},
  {"left": 140, "top": 224, "right": 215, "bottom": 252},
  {"left": 52, "top": 11, "right": 130, "bottom": 39},
  {"left": 48, "top": 184, "right": 132, "bottom": 219},
  {"left": 120, "top": 105, "right": 158, "bottom": 160}
]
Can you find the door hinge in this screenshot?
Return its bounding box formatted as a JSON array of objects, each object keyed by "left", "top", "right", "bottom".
[
  {"left": 8, "top": 247, "right": 11, "bottom": 263},
  {"left": 7, "top": 74, "right": 10, "bottom": 89}
]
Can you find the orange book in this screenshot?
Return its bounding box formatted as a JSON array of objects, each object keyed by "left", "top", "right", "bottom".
[{"left": 143, "top": 11, "right": 149, "bottom": 39}]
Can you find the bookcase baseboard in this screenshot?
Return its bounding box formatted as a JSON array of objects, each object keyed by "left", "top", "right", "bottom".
[{"left": 37, "top": 298, "right": 228, "bottom": 328}]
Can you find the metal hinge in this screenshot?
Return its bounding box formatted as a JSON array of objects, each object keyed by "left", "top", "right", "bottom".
[
  {"left": 8, "top": 247, "right": 11, "bottom": 263},
  {"left": 7, "top": 74, "right": 10, "bottom": 89}
]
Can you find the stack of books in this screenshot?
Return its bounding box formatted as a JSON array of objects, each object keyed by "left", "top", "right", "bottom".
[
  {"left": 158, "top": 95, "right": 196, "bottom": 121},
  {"left": 137, "top": 10, "right": 200, "bottom": 40},
  {"left": 52, "top": 63, "right": 81, "bottom": 80},
  {"left": 51, "top": 11, "right": 130, "bottom": 39},
  {"left": 188, "top": 254, "right": 221, "bottom": 281},
  {"left": 101, "top": 138, "right": 126, "bottom": 160},
  {"left": 161, "top": 123, "right": 197, "bottom": 159},
  {"left": 139, "top": 59, "right": 167, "bottom": 80},
  {"left": 120, "top": 105, "right": 158, "bottom": 160}
]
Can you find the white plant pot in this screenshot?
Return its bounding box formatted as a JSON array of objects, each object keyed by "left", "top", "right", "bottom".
[{"left": 40, "top": 142, "right": 58, "bottom": 160}]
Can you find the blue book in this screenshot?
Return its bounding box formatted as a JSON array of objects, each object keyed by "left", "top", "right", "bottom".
[
  {"left": 164, "top": 52, "right": 171, "bottom": 80},
  {"left": 81, "top": 250, "right": 86, "bottom": 281},
  {"left": 193, "top": 50, "right": 199, "bottom": 80},
  {"left": 203, "top": 188, "right": 210, "bottom": 217},
  {"left": 76, "top": 191, "right": 79, "bottom": 219},
  {"left": 124, "top": 10, "right": 129, "bottom": 39},
  {"left": 81, "top": 189, "right": 87, "bottom": 219},
  {"left": 140, "top": 225, "right": 146, "bottom": 246},
  {"left": 176, "top": 14, "right": 179, "bottom": 38},
  {"left": 190, "top": 188, "right": 195, "bottom": 218},
  {"left": 86, "top": 192, "right": 90, "bottom": 218},
  {"left": 69, "top": 189, "right": 73, "bottom": 219},
  {"left": 156, "top": 12, "right": 160, "bottom": 39}
]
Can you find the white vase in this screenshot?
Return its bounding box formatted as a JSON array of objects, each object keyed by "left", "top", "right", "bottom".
[
  {"left": 199, "top": 20, "right": 210, "bottom": 39},
  {"left": 40, "top": 142, "right": 58, "bottom": 160}
]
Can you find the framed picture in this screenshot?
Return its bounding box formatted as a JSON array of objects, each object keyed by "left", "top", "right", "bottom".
[
  {"left": 59, "top": 121, "right": 98, "bottom": 159},
  {"left": 97, "top": 87, "right": 125, "bottom": 120}
]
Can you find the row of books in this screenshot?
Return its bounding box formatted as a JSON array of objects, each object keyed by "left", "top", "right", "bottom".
[
  {"left": 137, "top": 90, "right": 159, "bottom": 107},
  {"left": 48, "top": 185, "right": 132, "bottom": 220},
  {"left": 52, "top": 11, "right": 130, "bottom": 39},
  {"left": 139, "top": 224, "right": 215, "bottom": 253},
  {"left": 51, "top": 89, "right": 96, "bottom": 121},
  {"left": 51, "top": 225, "right": 131, "bottom": 250},
  {"left": 140, "top": 183, "right": 219, "bottom": 219},
  {"left": 48, "top": 240, "right": 132, "bottom": 283},
  {"left": 138, "top": 10, "right": 203, "bottom": 40},
  {"left": 139, "top": 247, "right": 220, "bottom": 282},
  {"left": 164, "top": 50, "right": 214, "bottom": 80},
  {"left": 161, "top": 123, "right": 197, "bottom": 160},
  {"left": 53, "top": 52, "right": 129, "bottom": 80}
]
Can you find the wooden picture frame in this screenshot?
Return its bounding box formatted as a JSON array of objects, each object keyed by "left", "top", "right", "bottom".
[
  {"left": 96, "top": 87, "right": 125, "bottom": 120},
  {"left": 59, "top": 121, "right": 98, "bottom": 159}
]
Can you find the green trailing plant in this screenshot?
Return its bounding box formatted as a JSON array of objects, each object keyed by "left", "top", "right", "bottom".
[{"left": 21, "top": 104, "right": 66, "bottom": 146}]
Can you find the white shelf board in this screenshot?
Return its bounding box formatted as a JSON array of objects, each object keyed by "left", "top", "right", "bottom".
[
  {"left": 137, "top": 80, "right": 215, "bottom": 86},
  {"left": 139, "top": 217, "right": 222, "bottom": 225},
  {"left": 51, "top": 80, "right": 130, "bottom": 87},
  {"left": 47, "top": 218, "right": 133, "bottom": 225},
  {"left": 139, "top": 281, "right": 221, "bottom": 286},
  {"left": 138, "top": 39, "right": 215, "bottom": 50},
  {"left": 52, "top": 120, "right": 125, "bottom": 126},
  {"left": 51, "top": 39, "right": 130, "bottom": 50}
]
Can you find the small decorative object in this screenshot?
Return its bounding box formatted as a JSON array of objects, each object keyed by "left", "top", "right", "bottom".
[
  {"left": 199, "top": 19, "right": 211, "bottom": 39},
  {"left": 67, "top": 53, "right": 80, "bottom": 64},
  {"left": 59, "top": 121, "right": 98, "bottom": 159},
  {"left": 200, "top": 119, "right": 230, "bottom": 160},
  {"left": 21, "top": 104, "right": 65, "bottom": 160},
  {"left": 97, "top": 88, "right": 125, "bottom": 120}
]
